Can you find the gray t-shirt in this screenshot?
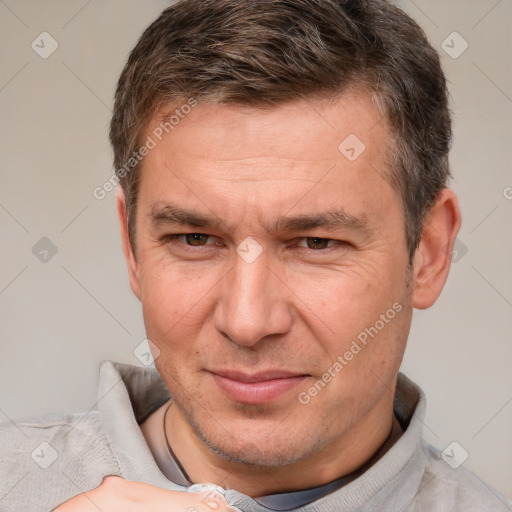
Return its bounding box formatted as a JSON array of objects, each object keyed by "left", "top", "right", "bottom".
[{"left": 1, "top": 361, "right": 510, "bottom": 511}]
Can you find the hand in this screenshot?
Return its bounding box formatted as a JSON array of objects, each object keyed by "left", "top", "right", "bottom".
[{"left": 54, "top": 476, "right": 240, "bottom": 511}]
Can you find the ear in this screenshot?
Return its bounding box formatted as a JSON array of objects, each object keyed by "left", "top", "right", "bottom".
[
  {"left": 116, "top": 187, "right": 141, "bottom": 301},
  {"left": 411, "top": 188, "right": 461, "bottom": 309}
]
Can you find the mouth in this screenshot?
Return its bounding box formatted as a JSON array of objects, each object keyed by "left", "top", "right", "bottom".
[{"left": 207, "top": 369, "right": 309, "bottom": 405}]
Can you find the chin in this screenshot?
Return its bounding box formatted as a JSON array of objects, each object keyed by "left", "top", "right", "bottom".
[{"left": 192, "top": 415, "right": 329, "bottom": 468}]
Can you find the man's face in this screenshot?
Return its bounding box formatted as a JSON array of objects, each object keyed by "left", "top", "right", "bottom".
[{"left": 125, "top": 91, "right": 414, "bottom": 467}]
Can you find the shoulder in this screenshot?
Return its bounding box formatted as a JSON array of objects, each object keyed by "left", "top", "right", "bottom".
[
  {"left": 414, "top": 442, "right": 512, "bottom": 511},
  {"left": 0, "top": 409, "right": 118, "bottom": 467},
  {"left": 0, "top": 411, "right": 120, "bottom": 512}
]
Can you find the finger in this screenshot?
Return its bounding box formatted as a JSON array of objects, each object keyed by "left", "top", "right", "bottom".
[
  {"left": 201, "top": 489, "right": 225, "bottom": 509},
  {"left": 191, "top": 487, "right": 240, "bottom": 512}
]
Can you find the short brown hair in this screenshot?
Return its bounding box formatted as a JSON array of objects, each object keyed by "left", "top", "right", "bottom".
[{"left": 109, "top": 0, "right": 452, "bottom": 263}]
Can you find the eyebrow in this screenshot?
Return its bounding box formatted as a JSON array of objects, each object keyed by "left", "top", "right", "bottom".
[{"left": 148, "top": 202, "right": 370, "bottom": 234}]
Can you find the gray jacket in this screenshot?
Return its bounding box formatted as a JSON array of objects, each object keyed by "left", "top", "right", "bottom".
[{"left": 1, "top": 361, "right": 510, "bottom": 511}]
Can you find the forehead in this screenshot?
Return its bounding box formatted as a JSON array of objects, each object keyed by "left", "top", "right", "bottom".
[
  {"left": 145, "top": 90, "right": 389, "bottom": 164},
  {"left": 136, "top": 91, "right": 400, "bottom": 234}
]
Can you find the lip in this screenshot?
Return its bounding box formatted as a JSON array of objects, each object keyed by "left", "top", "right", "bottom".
[{"left": 208, "top": 369, "right": 309, "bottom": 404}]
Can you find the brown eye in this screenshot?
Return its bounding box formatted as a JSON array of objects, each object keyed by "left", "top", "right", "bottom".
[
  {"left": 184, "top": 233, "right": 210, "bottom": 246},
  {"left": 304, "top": 237, "right": 334, "bottom": 249},
  {"left": 166, "top": 233, "right": 215, "bottom": 247}
]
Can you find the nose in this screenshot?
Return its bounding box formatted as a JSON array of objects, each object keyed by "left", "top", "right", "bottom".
[{"left": 213, "top": 250, "right": 293, "bottom": 348}]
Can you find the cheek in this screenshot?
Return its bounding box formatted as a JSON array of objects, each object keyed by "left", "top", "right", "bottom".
[
  {"left": 290, "top": 264, "right": 410, "bottom": 396},
  {"left": 291, "top": 264, "right": 400, "bottom": 336},
  {"left": 138, "top": 257, "right": 216, "bottom": 348},
  {"left": 139, "top": 263, "right": 214, "bottom": 392}
]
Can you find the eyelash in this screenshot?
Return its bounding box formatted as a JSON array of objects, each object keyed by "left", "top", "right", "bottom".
[{"left": 163, "top": 234, "right": 348, "bottom": 253}]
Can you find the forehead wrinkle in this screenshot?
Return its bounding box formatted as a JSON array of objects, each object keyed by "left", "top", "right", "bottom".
[
  {"left": 148, "top": 201, "right": 371, "bottom": 237},
  {"left": 148, "top": 202, "right": 225, "bottom": 230},
  {"left": 268, "top": 210, "right": 371, "bottom": 235}
]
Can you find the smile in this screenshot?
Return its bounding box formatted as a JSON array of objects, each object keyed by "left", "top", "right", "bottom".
[{"left": 208, "top": 369, "right": 309, "bottom": 404}]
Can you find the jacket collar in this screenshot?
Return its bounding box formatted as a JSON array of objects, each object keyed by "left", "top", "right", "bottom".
[{"left": 98, "top": 361, "right": 428, "bottom": 512}]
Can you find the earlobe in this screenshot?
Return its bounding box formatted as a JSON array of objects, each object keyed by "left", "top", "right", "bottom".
[
  {"left": 116, "top": 187, "right": 142, "bottom": 301},
  {"left": 411, "top": 189, "right": 461, "bottom": 310}
]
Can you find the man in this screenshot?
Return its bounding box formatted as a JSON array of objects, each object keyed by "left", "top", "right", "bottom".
[{"left": 1, "top": 0, "right": 510, "bottom": 510}]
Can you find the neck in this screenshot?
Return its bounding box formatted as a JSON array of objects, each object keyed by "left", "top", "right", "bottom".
[{"left": 165, "top": 392, "right": 397, "bottom": 497}]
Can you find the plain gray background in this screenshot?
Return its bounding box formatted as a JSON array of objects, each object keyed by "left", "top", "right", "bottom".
[{"left": 0, "top": 0, "right": 511, "bottom": 499}]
